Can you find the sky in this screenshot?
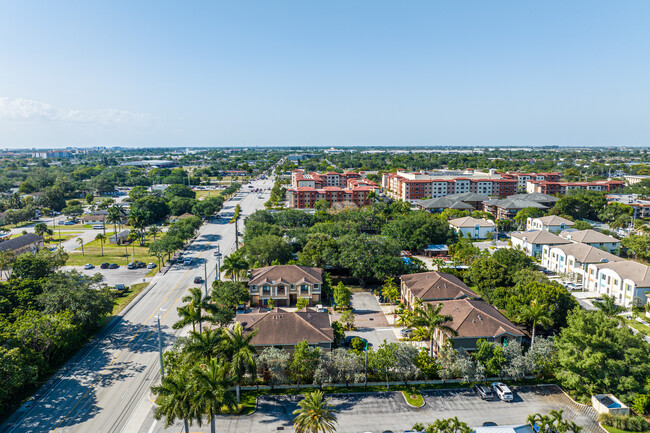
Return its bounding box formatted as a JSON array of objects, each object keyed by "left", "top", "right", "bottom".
[{"left": 1, "top": 1, "right": 649, "bottom": 148}]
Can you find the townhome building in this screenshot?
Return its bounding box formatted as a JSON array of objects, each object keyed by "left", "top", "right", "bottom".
[
  {"left": 586, "top": 260, "right": 650, "bottom": 307},
  {"left": 510, "top": 230, "right": 571, "bottom": 257},
  {"left": 248, "top": 265, "right": 323, "bottom": 307},
  {"left": 236, "top": 307, "right": 334, "bottom": 353},
  {"left": 526, "top": 179, "right": 624, "bottom": 195},
  {"left": 448, "top": 216, "right": 496, "bottom": 239},
  {"left": 559, "top": 229, "right": 621, "bottom": 254},
  {"left": 400, "top": 271, "right": 478, "bottom": 308},
  {"left": 0, "top": 233, "right": 44, "bottom": 255},
  {"left": 526, "top": 215, "right": 575, "bottom": 233},
  {"left": 541, "top": 242, "right": 623, "bottom": 283}
]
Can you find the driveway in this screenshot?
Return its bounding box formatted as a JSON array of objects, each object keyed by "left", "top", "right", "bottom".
[
  {"left": 152, "top": 385, "right": 600, "bottom": 433},
  {"left": 343, "top": 292, "right": 398, "bottom": 348}
]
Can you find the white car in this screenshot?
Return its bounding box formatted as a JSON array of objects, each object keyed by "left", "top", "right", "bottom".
[
  {"left": 491, "top": 382, "right": 514, "bottom": 402},
  {"left": 83, "top": 263, "right": 94, "bottom": 270}
]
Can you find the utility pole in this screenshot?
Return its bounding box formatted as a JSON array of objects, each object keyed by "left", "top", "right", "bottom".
[
  {"left": 204, "top": 259, "right": 208, "bottom": 297},
  {"left": 215, "top": 246, "right": 222, "bottom": 281},
  {"left": 364, "top": 343, "right": 368, "bottom": 386}
]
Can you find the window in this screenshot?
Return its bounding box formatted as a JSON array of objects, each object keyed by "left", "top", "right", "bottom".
[
  {"left": 251, "top": 285, "right": 258, "bottom": 293},
  {"left": 301, "top": 285, "right": 309, "bottom": 294},
  {"left": 263, "top": 285, "right": 270, "bottom": 295},
  {"left": 277, "top": 285, "right": 285, "bottom": 295}
]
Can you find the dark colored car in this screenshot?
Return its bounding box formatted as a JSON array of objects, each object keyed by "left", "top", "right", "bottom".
[
  {"left": 194, "top": 276, "right": 203, "bottom": 284},
  {"left": 136, "top": 261, "right": 146, "bottom": 268},
  {"left": 108, "top": 263, "right": 119, "bottom": 269},
  {"left": 100, "top": 263, "right": 109, "bottom": 269},
  {"left": 475, "top": 384, "right": 494, "bottom": 400}
]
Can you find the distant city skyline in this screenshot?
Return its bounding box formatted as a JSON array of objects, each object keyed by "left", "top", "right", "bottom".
[{"left": 1, "top": 1, "right": 649, "bottom": 148}]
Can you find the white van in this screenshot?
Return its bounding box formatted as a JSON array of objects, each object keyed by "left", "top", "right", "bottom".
[
  {"left": 92, "top": 225, "right": 104, "bottom": 229},
  {"left": 491, "top": 382, "right": 514, "bottom": 401}
]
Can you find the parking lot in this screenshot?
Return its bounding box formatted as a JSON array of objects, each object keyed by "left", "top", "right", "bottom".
[
  {"left": 62, "top": 265, "right": 151, "bottom": 287},
  {"left": 217, "top": 385, "right": 600, "bottom": 433},
  {"left": 341, "top": 292, "right": 400, "bottom": 347}
]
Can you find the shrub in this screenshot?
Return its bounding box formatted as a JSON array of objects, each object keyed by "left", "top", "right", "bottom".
[
  {"left": 598, "top": 414, "right": 649, "bottom": 432},
  {"left": 632, "top": 394, "right": 650, "bottom": 416}
]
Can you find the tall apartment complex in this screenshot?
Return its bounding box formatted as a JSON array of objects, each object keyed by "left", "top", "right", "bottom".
[
  {"left": 287, "top": 170, "right": 379, "bottom": 208},
  {"left": 526, "top": 179, "right": 625, "bottom": 195},
  {"left": 382, "top": 169, "right": 524, "bottom": 202}
]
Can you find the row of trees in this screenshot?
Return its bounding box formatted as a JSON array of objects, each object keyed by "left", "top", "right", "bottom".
[{"left": 0, "top": 251, "right": 115, "bottom": 412}]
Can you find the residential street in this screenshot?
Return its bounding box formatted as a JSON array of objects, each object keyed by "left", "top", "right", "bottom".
[{"left": 1, "top": 178, "right": 273, "bottom": 433}]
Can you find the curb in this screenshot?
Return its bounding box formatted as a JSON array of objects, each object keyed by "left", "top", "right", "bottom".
[{"left": 401, "top": 390, "right": 426, "bottom": 408}]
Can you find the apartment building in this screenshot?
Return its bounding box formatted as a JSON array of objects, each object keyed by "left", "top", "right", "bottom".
[
  {"left": 400, "top": 271, "right": 478, "bottom": 308},
  {"left": 527, "top": 215, "right": 575, "bottom": 233},
  {"left": 448, "top": 216, "right": 496, "bottom": 239},
  {"left": 381, "top": 170, "right": 518, "bottom": 202},
  {"left": 559, "top": 229, "right": 621, "bottom": 253},
  {"left": 586, "top": 260, "right": 650, "bottom": 307},
  {"left": 248, "top": 265, "right": 323, "bottom": 307},
  {"left": 291, "top": 170, "right": 362, "bottom": 188},
  {"left": 287, "top": 184, "right": 377, "bottom": 209},
  {"left": 510, "top": 230, "right": 571, "bottom": 257},
  {"left": 541, "top": 242, "right": 622, "bottom": 283},
  {"left": 501, "top": 172, "right": 561, "bottom": 192},
  {"left": 526, "top": 179, "right": 625, "bottom": 195},
  {"left": 606, "top": 194, "right": 650, "bottom": 219},
  {"left": 482, "top": 193, "right": 557, "bottom": 219}
]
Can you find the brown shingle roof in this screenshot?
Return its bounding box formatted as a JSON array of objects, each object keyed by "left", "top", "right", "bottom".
[
  {"left": 401, "top": 271, "right": 478, "bottom": 301},
  {"left": 236, "top": 307, "right": 334, "bottom": 347},
  {"left": 249, "top": 265, "right": 323, "bottom": 286},
  {"left": 433, "top": 298, "right": 524, "bottom": 339}
]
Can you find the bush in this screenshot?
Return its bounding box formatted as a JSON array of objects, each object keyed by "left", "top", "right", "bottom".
[
  {"left": 632, "top": 394, "right": 650, "bottom": 416},
  {"left": 598, "top": 414, "right": 649, "bottom": 432}
]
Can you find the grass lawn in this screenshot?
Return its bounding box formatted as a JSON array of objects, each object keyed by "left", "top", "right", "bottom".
[
  {"left": 68, "top": 237, "right": 160, "bottom": 266},
  {"left": 603, "top": 426, "right": 650, "bottom": 433},
  {"left": 624, "top": 318, "right": 650, "bottom": 337},
  {"left": 97, "top": 282, "right": 150, "bottom": 328},
  {"left": 402, "top": 390, "right": 425, "bottom": 407},
  {"left": 44, "top": 232, "right": 81, "bottom": 245},
  {"left": 195, "top": 190, "right": 221, "bottom": 199}
]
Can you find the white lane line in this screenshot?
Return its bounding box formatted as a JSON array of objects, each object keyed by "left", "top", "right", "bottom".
[{"left": 146, "top": 421, "right": 157, "bottom": 433}]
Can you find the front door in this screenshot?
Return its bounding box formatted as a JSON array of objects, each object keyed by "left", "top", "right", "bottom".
[{"left": 289, "top": 294, "right": 297, "bottom": 305}]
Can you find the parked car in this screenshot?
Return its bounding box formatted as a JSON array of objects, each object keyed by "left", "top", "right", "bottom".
[
  {"left": 100, "top": 263, "right": 109, "bottom": 269},
  {"left": 62, "top": 220, "right": 75, "bottom": 225},
  {"left": 183, "top": 257, "right": 193, "bottom": 266},
  {"left": 147, "top": 263, "right": 157, "bottom": 269},
  {"left": 108, "top": 263, "right": 119, "bottom": 269},
  {"left": 136, "top": 261, "right": 146, "bottom": 268},
  {"left": 474, "top": 384, "right": 494, "bottom": 400},
  {"left": 115, "top": 284, "right": 127, "bottom": 291},
  {"left": 400, "top": 328, "right": 413, "bottom": 337},
  {"left": 491, "top": 382, "right": 514, "bottom": 402},
  {"left": 127, "top": 262, "right": 136, "bottom": 269},
  {"left": 83, "top": 263, "right": 94, "bottom": 270},
  {"left": 193, "top": 276, "right": 203, "bottom": 284}
]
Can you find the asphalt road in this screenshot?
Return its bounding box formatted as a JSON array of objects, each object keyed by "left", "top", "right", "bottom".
[
  {"left": 1, "top": 176, "right": 274, "bottom": 433},
  {"left": 143, "top": 385, "right": 600, "bottom": 433}
]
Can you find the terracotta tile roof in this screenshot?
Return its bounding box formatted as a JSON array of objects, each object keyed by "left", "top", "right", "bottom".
[
  {"left": 249, "top": 265, "right": 323, "bottom": 286},
  {"left": 236, "top": 307, "right": 334, "bottom": 347},
  {"left": 433, "top": 298, "right": 524, "bottom": 339},
  {"left": 401, "top": 271, "right": 478, "bottom": 301}
]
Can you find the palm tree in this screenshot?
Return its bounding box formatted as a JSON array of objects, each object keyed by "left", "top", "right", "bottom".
[
  {"left": 95, "top": 233, "right": 106, "bottom": 257},
  {"left": 107, "top": 204, "right": 125, "bottom": 242},
  {"left": 152, "top": 372, "right": 196, "bottom": 433},
  {"left": 292, "top": 390, "right": 338, "bottom": 433},
  {"left": 128, "top": 207, "right": 150, "bottom": 246},
  {"left": 593, "top": 294, "right": 626, "bottom": 320},
  {"left": 76, "top": 237, "right": 85, "bottom": 256},
  {"left": 184, "top": 328, "right": 223, "bottom": 364},
  {"left": 518, "top": 300, "right": 553, "bottom": 348},
  {"left": 175, "top": 287, "right": 210, "bottom": 332},
  {"left": 173, "top": 303, "right": 202, "bottom": 333},
  {"left": 0, "top": 250, "right": 15, "bottom": 280},
  {"left": 148, "top": 225, "right": 162, "bottom": 242},
  {"left": 223, "top": 322, "right": 258, "bottom": 403},
  {"left": 191, "top": 359, "right": 237, "bottom": 433},
  {"left": 34, "top": 222, "right": 52, "bottom": 240},
  {"left": 410, "top": 302, "right": 457, "bottom": 357},
  {"left": 222, "top": 253, "right": 248, "bottom": 282}
]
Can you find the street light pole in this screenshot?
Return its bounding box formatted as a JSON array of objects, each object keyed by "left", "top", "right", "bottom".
[
  {"left": 364, "top": 343, "right": 368, "bottom": 386},
  {"left": 157, "top": 314, "right": 165, "bottom": 380},
  {"left": 204, "top": 259, "right": 208, "bottom": 297}
]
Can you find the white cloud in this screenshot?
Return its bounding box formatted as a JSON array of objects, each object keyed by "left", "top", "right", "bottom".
[{"left": 0, "top": 97, "right": 153, "bottom": 125}]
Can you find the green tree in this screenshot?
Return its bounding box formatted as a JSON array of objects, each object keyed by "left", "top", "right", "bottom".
[
  {"left": 555, "top": 308, "right": 650, "bottom": 401},
  {"left": 297, "top": 233, "right": 338, "bottom": 268},
  {"left": 472, "top": 339, "right": 507, "bottom": 377},
  {"left": 381, "top": 276, "right": 400, "bottom": 304},
  {"left": 382, "top": 211, "right": 456, "bottom": 251},
  {"left": 333, "top": 282, "right": 351, "bottom": 308},
  {"left": 245, "top": 234, "right": 292, "bottom": 266},
  {"left": 222, "top": 322, "right": 258, "bottom": 402},
  {"left": 514, "top": 207, "right": 545, "bottom": 229},
  {"left": 191, "top": 359, "right": 237, "bottom": 433},
  {"left": 76, "top": 237, "right": 85, "bottom": 256},
  {"left": 183, "top": 328, "right": 223, "bottom": 364},
  {"left": 0, "top": 250, "right": 15, "bottom": 280},
  {"left": 292, "top": 391, "right": 339, "bottom": 433},
  {"left": 592, "top": 294, "right": 626, "bottom": 320},
  {"left": 295, "top": 297, "right": 309, "bottom": 309},
  {"left": 107, "top": 204, "right": 126, "bottom": 241},
  {"left": 464, "top": 258, "right": 511, "bottom": 298},
  {"left": 414, "top": 416, "right": 473, "bottom": 433},
  {"left": 10, "top": 253, "right": 53, "bottom": 280},
  {"left": 175, "top": 287, "right": 209, "bottom": 333},
  {"left": 518, "top": 299, "right": 553, "bottom": 348},
  {"left": 340, "top": 309, "right": 355, "bottom": 330},
  {"left": 128, "top": 207, "right": 150, "bottom": 246},
  {"left": 410, "top": 302, "right": 457, "bottom": 357},
  {"left": 34, "top": 222, "right": 53, "bottom": 240},
  {"left": 221, "top": 251, "right": 249, "bottom": 282},
  {"left": 210, "top": 280, "right": 250, "bottom": 310},
  {"left": 621, "top": 235, "right": 650, "bottom": 261},
  {"left": 289, "top": 340, "right": 321, "bottom": 384}
]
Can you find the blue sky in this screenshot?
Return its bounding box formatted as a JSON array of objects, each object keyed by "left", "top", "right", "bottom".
[{"left": 1, "top": 1, "right": 649, "bottom": 148}]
